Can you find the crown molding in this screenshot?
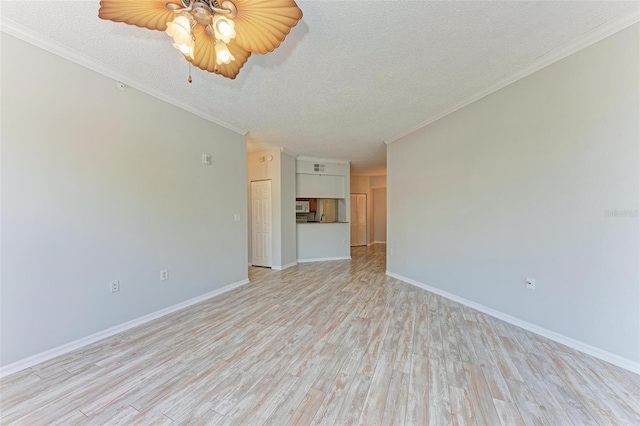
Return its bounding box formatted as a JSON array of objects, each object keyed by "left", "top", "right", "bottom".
[
  {"left": 296, "top": 155, "right": 350, "bottom": 164},
  {"left": 0, "top": 18, "right": 248, "bottom": 136},
  {"left": 280, "top": 147, "right": 298, "bottom": 158},
  {"left": 385, "top": 9, "right": 640, "bottom": 145}
]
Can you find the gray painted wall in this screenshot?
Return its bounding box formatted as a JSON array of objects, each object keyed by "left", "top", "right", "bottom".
[
  {"left": 296, "top": 223, "right": 351, "bottom": 260},
  {"left": 387, "top": 24, "right": 639, "bottom": 363},
  {"left": 280, "top": 153, "right": 297, "bottom": 266},
  {"left": 373, "top": 187, "right": 387, "bottom": 242},
  {"left": 1, "top": 35, "right": 248, "bottom": 366}
]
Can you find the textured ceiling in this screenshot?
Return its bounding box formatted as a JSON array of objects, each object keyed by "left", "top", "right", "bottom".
[{"left": 2, "top": 1, "right": 638, "bottom": 174}]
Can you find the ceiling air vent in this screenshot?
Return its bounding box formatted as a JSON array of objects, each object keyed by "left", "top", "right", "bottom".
[{"left": 314, "top": 163, "right": 325, "bottom": 172}]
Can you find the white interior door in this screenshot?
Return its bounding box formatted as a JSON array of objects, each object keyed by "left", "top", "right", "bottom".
[
  {"left": 251, "top": 180, "right": 272, "bottom": 267},
  {"left": 350, "top": 193, "right": 367, "bottom": 246}
]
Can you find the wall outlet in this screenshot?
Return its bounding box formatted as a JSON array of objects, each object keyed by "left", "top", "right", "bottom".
[
  {"left": 160, "top": 269, "right": 169, "bottom": 281},
  {"left": 526, "top": 277, "right": 536, "bottom": 290},
  {"left": 390, "top": 248, "right": 394, "bottom": 255},
  {"left": 234, "top": 213, "right": 241, "bottom": 222},
  {"left": 202, "top": 154, "right": 212, "bottom": 165},
  {"left": 110, "top": 280, "right": 120, "bottom": 293}
]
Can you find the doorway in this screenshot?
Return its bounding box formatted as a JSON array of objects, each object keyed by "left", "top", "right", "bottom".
[
  {"left": 350, "top": 193, "right": 367, "bottom": 246},
  {"left": 251, "top": 180, "right": 272, "bottom": 267}
]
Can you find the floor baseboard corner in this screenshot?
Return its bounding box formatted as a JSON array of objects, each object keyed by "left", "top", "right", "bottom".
[
  {"left": 0, "top": 278, "right": 250, "bottom": 378},
  {"left": 385, "top": 271, "right": 640, "bottom": 375},
  {"left": 272, "top": 261, "right": 298, "bottom": 271}
]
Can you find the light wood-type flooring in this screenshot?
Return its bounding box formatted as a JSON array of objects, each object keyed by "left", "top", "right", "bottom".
[{"left": 1, "top": 244, "right": 639, "bottom": 425}]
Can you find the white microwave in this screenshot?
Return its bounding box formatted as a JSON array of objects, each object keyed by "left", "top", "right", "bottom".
[{"left": 296, "top": 201, "right": 310, "bottom": 213}]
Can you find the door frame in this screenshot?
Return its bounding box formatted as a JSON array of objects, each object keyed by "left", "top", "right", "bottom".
[{"left": 250, "top": 179, "right": 273, "bottom": 267}]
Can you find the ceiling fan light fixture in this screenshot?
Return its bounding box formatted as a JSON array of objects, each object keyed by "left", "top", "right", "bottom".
[
  {"left": 215, "top": 41, "right": 235, "bottom": 65},
  {"left": 212, "top": 15, "right": 236, "bottom": 43},
  {"left": 98, "top": 0, "right": 302, "bottom": 79},
  {"left": 174, "top": 40, "right": 195, "bottom": 58},
  {"left": 166, "top": 14, "right": 195, "bottom": 59}
]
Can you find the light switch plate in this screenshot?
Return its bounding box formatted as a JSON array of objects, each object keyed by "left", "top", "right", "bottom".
[{"left": 202, "top": 154, "right": 212, "bottom": 165}]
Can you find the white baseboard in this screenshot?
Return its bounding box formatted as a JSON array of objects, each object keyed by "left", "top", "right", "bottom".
[
  {"left": 272, "top": 261, "right": 298, "bottom": 271},
  {"left": 367, "top": 242, "right": 375, "bottom": 246},
  {"left": 297, "top": 256, "right": 351, "bottom": 263},
  {"left": 386, "top": 271, "right": 640, "bottom": 374},
  {"left": 0, "top": 278, "right": 250, "bottom": 378},
  {"left": 373, "top": 241, "right": 387, "bottom": 244}
]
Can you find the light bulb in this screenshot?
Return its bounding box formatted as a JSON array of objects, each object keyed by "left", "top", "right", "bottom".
[
  {"left": 215, "top": 41, "right": 235, "bottom": 65},
  {"left": 217, "top": 49, "right": 230, "bottom": 63},
  {"left": 218, "top": 21, "right": 231, "bottom": 36},
  {"left": 166, "top": 15, "right": 194, "bottom": 59},
  {"left": 212, "top": 15, "right": 236, "bottom": 44},
  {"left": 172, "top": 41, "right": 194, "bottom": 59}
]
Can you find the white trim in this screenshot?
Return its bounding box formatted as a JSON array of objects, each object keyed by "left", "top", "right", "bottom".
[
  {"left": 272, "top": 261, "right": 298, "bottom": 271},
  {"left": 367, "top": 242, "right": 375, "bottom": 247},
  {"left": 385, "top": 9, "right": 640, "bottom": 145},
  {"left": 296, "top": 156, "right": 350, "bottom": 165},
  {"left": 280, "top": 147, "right": 298, "bottom": 158},
  {"left": 373, "top": 241, "right": 387, "bottom": 244},
  {"left": 0, "top": 18, "right": 247, "bottom": 136},
  {"left": 0, "top": 278, "right": 250, "bottom": 378},
  {"left": 297, "top": 256, "right": 351, "bottom": 263},
  {"left": 386, "top": 271, "right": 640, "bottom": 374}
]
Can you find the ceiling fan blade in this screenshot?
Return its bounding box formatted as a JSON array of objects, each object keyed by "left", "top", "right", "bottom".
[
  {"left": 98, "top": 0, "right": 183, "bottom": 31},
  {"left": 231, "top": 0, "right": 303, "bottom": 54},
  {"left": 188, "top": 25, "right": 251, "bottom": 79}
]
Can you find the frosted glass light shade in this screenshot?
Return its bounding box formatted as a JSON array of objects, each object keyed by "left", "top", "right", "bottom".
[
  {"left": 174, "top": 40, "right": 194, "bottom": 58},
  {"left": 215, "top": 42, "right": 235, "bottom": 65},
  {"left": 166, "top": 15, "right": 194, "bottom": 59},
  {"left": 212, "top": 15, "right": 236, "bottom": 44},
  {"left": 187, "top": 25, "right": 250, "bottom": 79}
]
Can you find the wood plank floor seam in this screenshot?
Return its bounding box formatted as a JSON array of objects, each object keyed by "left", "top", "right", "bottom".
[{"left": 1, "top": 244, "right": 638, "bottom": 425}]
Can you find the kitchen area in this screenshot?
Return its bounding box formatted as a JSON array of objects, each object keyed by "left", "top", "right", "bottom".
[
  {"left": 296, "top": 198, "right": 341, "bottom": 223},
  {"left": 295, "top": 158, "right": 351, "bottom": 262}
]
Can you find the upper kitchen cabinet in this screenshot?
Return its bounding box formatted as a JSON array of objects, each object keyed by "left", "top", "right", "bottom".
[{"left": 296, "top": 174, "right": 346, "bottom": 198}]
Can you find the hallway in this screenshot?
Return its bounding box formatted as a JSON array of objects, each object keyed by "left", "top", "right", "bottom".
[{"left": 1, "top": 244, "right": 638, "bottom": 424}]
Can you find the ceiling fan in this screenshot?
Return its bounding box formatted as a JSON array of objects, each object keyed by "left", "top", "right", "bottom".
[{"left": 99, "top": 0, "right": 303, "bottom": 80}]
